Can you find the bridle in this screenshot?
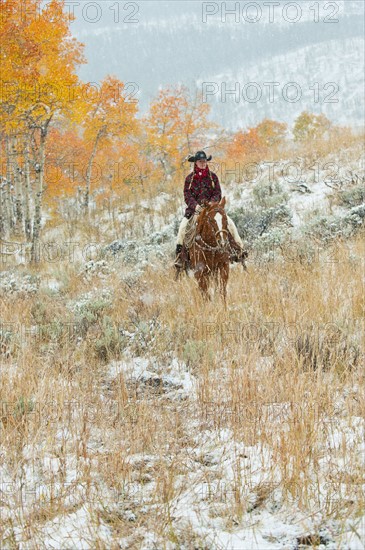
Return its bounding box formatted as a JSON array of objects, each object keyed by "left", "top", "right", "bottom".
[{"left": 194, "top": 207, "right": 230, "bottom": 253}]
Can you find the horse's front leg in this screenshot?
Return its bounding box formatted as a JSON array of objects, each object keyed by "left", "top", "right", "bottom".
[
  {"left": 199, "top": 274, "right": 211, "bottom": 301},
  {"left": 194, "top": 262, "right": 210, "bottom": 301},
  {"left": 212, "top": 268, "right": 219, "bottom": 289},
  {"left": 219, "top": 263, "right": 229, "bottom": 306}
]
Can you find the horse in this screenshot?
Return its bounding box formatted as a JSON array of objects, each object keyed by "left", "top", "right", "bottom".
[{"left": 188, "top": 197, "right": 230, "bottom": 303}]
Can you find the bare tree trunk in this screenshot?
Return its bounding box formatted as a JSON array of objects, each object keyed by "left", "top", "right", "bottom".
[
  {"left": 159, "top": 155, "right": 168, "bottom": 182},
  {"left": 0, "top": 179, "right": 4, "bottom": 237},
  {"left": 31, "top": 127, "right": 47, "bottom": 264},
  {"left": 84, "top": 130, "right": 102, "bottom": 215},
  {"left": 5, "top": 135, "right": 14, "bottom": 232},
  {"left": 11, "top": 137, "right": 23, "bottom": 236},
  {"left": 24, "top": 134, "right": 32, "bottom": 241}
]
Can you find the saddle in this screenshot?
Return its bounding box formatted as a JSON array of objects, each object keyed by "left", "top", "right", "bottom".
[
  {"left": 181, "top": 215, "right": 248, "bottom": 269},
  {"left": 183, "top": 215, "right": 198, "bottom": 250},
  {"left": 178, "top": 215, "right": 197, "bottom": 270}
]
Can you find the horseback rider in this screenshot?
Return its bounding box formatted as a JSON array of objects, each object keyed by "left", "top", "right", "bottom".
[{"left": 174, "top": 150, "right": 246, "bottom": 270}]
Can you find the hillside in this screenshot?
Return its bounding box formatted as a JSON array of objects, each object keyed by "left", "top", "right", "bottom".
[
  {"left": 72, "top": 1, "right": 365, "bottom": 128},
  {"left": 0, "top": 1, "right": 364, "bottom": 547},
  {"left": 1, "top": 141, "right": 364, "bottom": 549}
]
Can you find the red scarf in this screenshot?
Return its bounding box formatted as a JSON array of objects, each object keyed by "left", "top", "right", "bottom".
[{"left": 194, "top": 163, "right": 210, "bottom": 182}]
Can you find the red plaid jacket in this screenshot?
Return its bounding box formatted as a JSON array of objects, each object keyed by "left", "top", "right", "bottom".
[{"left": 183, "top": 167, "right": 222, "bottom": 219}]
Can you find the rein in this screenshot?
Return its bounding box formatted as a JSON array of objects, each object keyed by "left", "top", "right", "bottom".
[
  {"left": 194, "top": 209, "right": 230, "bottom": 253},
  {"left": 195, "top": 235, "right": 229, "bottom": 253}
]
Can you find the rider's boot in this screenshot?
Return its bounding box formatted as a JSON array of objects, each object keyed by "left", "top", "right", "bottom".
[
  {"left": 228, "top": 235, "right": 248, "bottom": 268},
  {"left": 236, "top": 248, "right": 248, "bottom": 270},
  {"left": 174, "top": 244, "right": 184, "bottom": 269}
]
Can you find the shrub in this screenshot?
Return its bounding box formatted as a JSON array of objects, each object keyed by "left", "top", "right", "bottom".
[
  {"left": 252, "top": 180, "right": 288, "bottom": 208},
  {"left": 338, "top": 185, "right": 365, "bottom": 208},
  {"left": 94, "top": 315, "right": 124, "bottom": 363},
  {"left": 294, "top": 327, "right": 361, "bottom": 373},
  {"left": 252, "top": 227, "right": 290, "bottom": 263},
  {"left": 119, "top": 316, "right": 162, "bottom": 356},
  {"left": 303, "top": 206, "right": 365, "bottom": 244},
  {"left": 229, "top": 203, "right": 292, "bottom": 245},
  {"left": 73, "top": 296, "right": 113, "bottom": 336},
  {"left": 182, "top": 339, "right": 214, "bottom": 368}
]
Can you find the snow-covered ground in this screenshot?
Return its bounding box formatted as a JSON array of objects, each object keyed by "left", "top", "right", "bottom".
[
  {"left": 1, "top": 354, "right": 364, "bottom": 548},
  {"left": 0, "top": 146, "right": 364, "bottom": 549}
]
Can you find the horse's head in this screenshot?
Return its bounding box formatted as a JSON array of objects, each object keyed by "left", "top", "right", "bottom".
[{"left": 197, "top": 197, "right": 229, "bottom": 248}]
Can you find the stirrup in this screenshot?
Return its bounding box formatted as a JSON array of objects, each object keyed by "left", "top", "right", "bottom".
[
  {"left": 174, "top": 254, "right": 184, "bottom": 269},
  {"left": 230, "top": 247, "right": 248, "bottom": 264}
]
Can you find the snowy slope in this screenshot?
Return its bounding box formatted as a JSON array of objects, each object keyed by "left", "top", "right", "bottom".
[
  {"left": 70, "top": 1, "right": 364, "bottom": 129},
  {"left": 201, "top": 37, "right": 365, "bottom": 129}
]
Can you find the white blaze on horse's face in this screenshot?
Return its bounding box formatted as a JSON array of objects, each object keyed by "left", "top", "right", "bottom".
[{"left": 214, "top": 212, "right": 226, "bottom": 246}]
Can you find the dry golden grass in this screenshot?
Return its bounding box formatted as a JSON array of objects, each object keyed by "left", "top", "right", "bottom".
[{"left": 0, "top": 218, "right": 364, "bottom": 548}]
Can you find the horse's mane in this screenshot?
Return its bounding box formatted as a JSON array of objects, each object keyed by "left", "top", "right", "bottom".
[{"left": 196, "top": 206, "right": 209, "bottom": 235}]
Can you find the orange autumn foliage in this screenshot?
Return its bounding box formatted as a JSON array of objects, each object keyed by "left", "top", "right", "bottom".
[
  {"left": 225, "top": 127, "right": 266, "bottom": 163},
  {"left": 144, "top": 85, "right": 217, "bottom": 178}
]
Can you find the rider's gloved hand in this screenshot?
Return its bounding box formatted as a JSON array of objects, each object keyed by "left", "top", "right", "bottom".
[{"left": 195, "top": 204, "right": 203, "bottom": 213}]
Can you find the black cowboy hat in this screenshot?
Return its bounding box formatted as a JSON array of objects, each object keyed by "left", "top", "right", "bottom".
[{"left": 187, "top": 150, "right": 212, "bottom": 162}]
